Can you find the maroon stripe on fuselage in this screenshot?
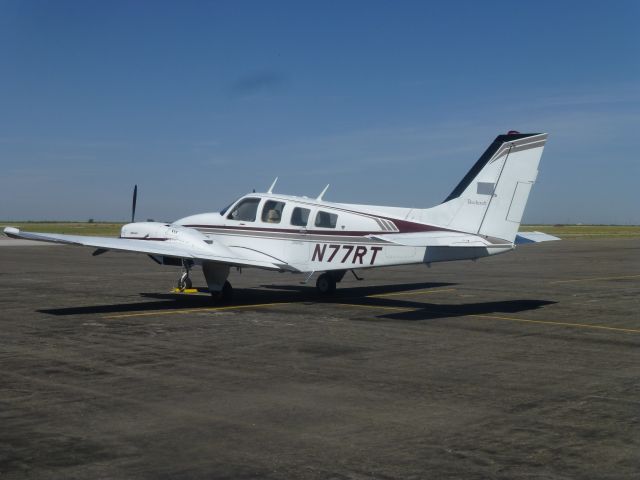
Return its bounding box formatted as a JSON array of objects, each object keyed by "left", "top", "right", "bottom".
[
  {"left": 389, "top": 218, "right": 449, "bottom": 233},
  {"left": 183, "top": 223, "right": 450, "bottom": 236}
]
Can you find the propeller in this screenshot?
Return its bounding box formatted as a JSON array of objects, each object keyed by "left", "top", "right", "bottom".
[
  {"left": 95, "top": 185, "right": 137, "bottom": 257},
  {"left": 131, "top": 184, "right": 138, "bottom": 223}
]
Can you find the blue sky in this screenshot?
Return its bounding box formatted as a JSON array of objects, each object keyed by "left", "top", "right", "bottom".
[{"left": 1, "top": 0, "right": 638, "bottom": 223}]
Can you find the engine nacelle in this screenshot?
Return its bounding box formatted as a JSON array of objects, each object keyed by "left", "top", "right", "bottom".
[
  {"left": 120, "top": 222, "right": 210, "bottom": 250},
  {"left": 120, "top": 222, "right": 170, "bottom": 240}
]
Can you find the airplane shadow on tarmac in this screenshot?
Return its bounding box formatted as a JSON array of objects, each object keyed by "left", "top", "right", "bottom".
[
  {"left": 345, "top": 298, "right": 556, "bottom": 322},
  {"left": 38, "top": 281, "right": 555, "bottom": 321},
  {"left": 38, "top": 282, "right": 451, "bottom": 316}
]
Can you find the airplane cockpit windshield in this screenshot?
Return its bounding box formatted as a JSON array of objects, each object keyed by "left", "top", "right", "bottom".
[
  {"left": 219, "top": 198, "right": 240, "bottom": 216},
  {"left": 227, "top": 198, "right": 260, "bottom": 221}
]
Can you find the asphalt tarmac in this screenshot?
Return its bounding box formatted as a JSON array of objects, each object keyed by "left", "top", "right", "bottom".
[{"left": 1, "top": 238, "right": 639, "bottom": 479}]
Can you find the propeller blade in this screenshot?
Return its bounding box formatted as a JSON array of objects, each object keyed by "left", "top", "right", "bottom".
[{"left": 131, "top": 184, "right": 138, "bottom": 223}]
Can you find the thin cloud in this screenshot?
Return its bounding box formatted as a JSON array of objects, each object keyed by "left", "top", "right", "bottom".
[{"left": 229, "top": 71, "right": 286, "bottom": 97}]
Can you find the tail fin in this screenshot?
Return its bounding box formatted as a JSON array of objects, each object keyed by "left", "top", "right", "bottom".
[{"left": 420, "top": 133, "right": 547, "bottom": 242}]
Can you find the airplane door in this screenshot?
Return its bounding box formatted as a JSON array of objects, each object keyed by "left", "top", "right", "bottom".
[
  {"left": 288, "top": 238, "right": 309, "bottom": 265},
  {"left": 287, "top": 206, "right": 312, "bottom": 267}
]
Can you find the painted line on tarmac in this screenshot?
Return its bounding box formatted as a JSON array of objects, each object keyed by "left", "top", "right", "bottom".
[
  {"left": 339, "top": 303, "right": 640, "bottom": 334},
  {"left": 468, "top": 313, "right": 640, "bottom": 334},
  {"left": 102, "top": 302, "right": 296, "bottom": 319},
  {"left": 103, "top": 299, "right": 640, "bottom": 334},
  {"left": 368, "top": 288, "right": 457, "bottom": 298},
  {"left": 102, "top": 287, "right": 456, "bottom": 319},
  {"left": 339, "top": 303, "right": 414, "bottom": 313},
  {"left": 100, "top": 285, "right": 639, "bottom": 335},
  {"left": 550, "top": 274, "right": 640, "bottom": 284}
]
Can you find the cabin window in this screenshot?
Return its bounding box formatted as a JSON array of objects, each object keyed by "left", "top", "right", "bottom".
[
  {"left": 227, "top": 198, "right": 260, "bottom": 222},
  {"left": 261, "top": 200, "right": 285, "bottom": 224},
  {"left": 315, "top": 210, "right": 338, "bottom": 228},
  {"left": 291, "top": 207, "right": 310, "bottom": 227}
]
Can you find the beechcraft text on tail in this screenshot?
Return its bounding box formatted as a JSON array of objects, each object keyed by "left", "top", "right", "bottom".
[{"left": 4, "top": 132, "right": 559, "bottom": 301}]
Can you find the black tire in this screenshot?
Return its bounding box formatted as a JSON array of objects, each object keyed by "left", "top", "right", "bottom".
[
  {"left": 316, "top": 273, "right": 336, "bottom": 295},
  {"left": 212, "top": 281, "right": 233, "bottom": 303},
  {"left": 222, "top": 280, "right": 233, "bottom": 303}
]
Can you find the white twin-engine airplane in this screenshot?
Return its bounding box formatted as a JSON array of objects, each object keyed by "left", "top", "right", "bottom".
[{"left": 4, "top": 132, "right": 558, "bottom": 302}]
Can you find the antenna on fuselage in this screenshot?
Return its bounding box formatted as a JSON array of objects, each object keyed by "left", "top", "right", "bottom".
[
  {"left": 316, "top": 184, "right": 330, "bottom": 201},
  {"left": 267, "top": 177, "right": 278, "bottom": 194}
]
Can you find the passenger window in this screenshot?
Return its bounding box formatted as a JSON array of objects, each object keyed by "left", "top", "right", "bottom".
[
  {"left": 315, "top": 210, "right": 338, "bottom": 228},
  {"left": 291, "top": 207, "right": 310, "bottom": 227},
  {"left": 227, "top": 198, "right": 260, "bottom": 221},
  {"left": 261, "top": 200, "right": 285, "bottom": 224}
]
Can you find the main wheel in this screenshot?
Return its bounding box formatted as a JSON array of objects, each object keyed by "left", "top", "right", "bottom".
[
  {"left": 316, "top": 273, "right": 336, "bottom": 295},
  {"left": 211, "top": 281, "right": 233, "bottom": 303},
  {"left": 221, "top": 280, "right": 233, "bottom": 303}
]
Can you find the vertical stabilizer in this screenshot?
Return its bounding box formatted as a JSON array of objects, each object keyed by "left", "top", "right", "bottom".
[{"left": 418, "top": 133, "right": 547, "bottom": 242}]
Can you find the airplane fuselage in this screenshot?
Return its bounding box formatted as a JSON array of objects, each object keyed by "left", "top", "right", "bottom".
[{"left": 120, "top": 192, "right": 513, "bottom": 275}]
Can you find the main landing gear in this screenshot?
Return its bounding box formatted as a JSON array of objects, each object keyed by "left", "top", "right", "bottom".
[
  {"left": 177, "top": 260, "right": 193, "bottom": 291},
  {"left": 315, "top": 270, "right": 347, "bottom": 296},
  {"left": 202, "top": 261, "right": 233, "bottom": 303},
  {"left": 175, "top": 260, "right": 233, "bottom": 303},
  {"left": 316, "top": 273, "right": 336, "bottom": 295},
  {"left": 211, "top": 280, "right": 233, "bottom": 303}
]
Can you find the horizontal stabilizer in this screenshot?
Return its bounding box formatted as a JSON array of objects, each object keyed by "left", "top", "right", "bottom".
[
  {"left": 515, "top": 231, "right": 561, "bottom": 244},
  {"left": 370, "top": 231, "right": 511, "bottom": 247}
]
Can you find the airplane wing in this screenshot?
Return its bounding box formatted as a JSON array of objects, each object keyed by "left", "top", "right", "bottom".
[{"left": 2, "top": 227, "right": 290, "bottom": 271}]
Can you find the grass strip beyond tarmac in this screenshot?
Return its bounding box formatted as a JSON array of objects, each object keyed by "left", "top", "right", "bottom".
[{"left": 0, "top": 222, "right": 126, "bottom": 236}]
